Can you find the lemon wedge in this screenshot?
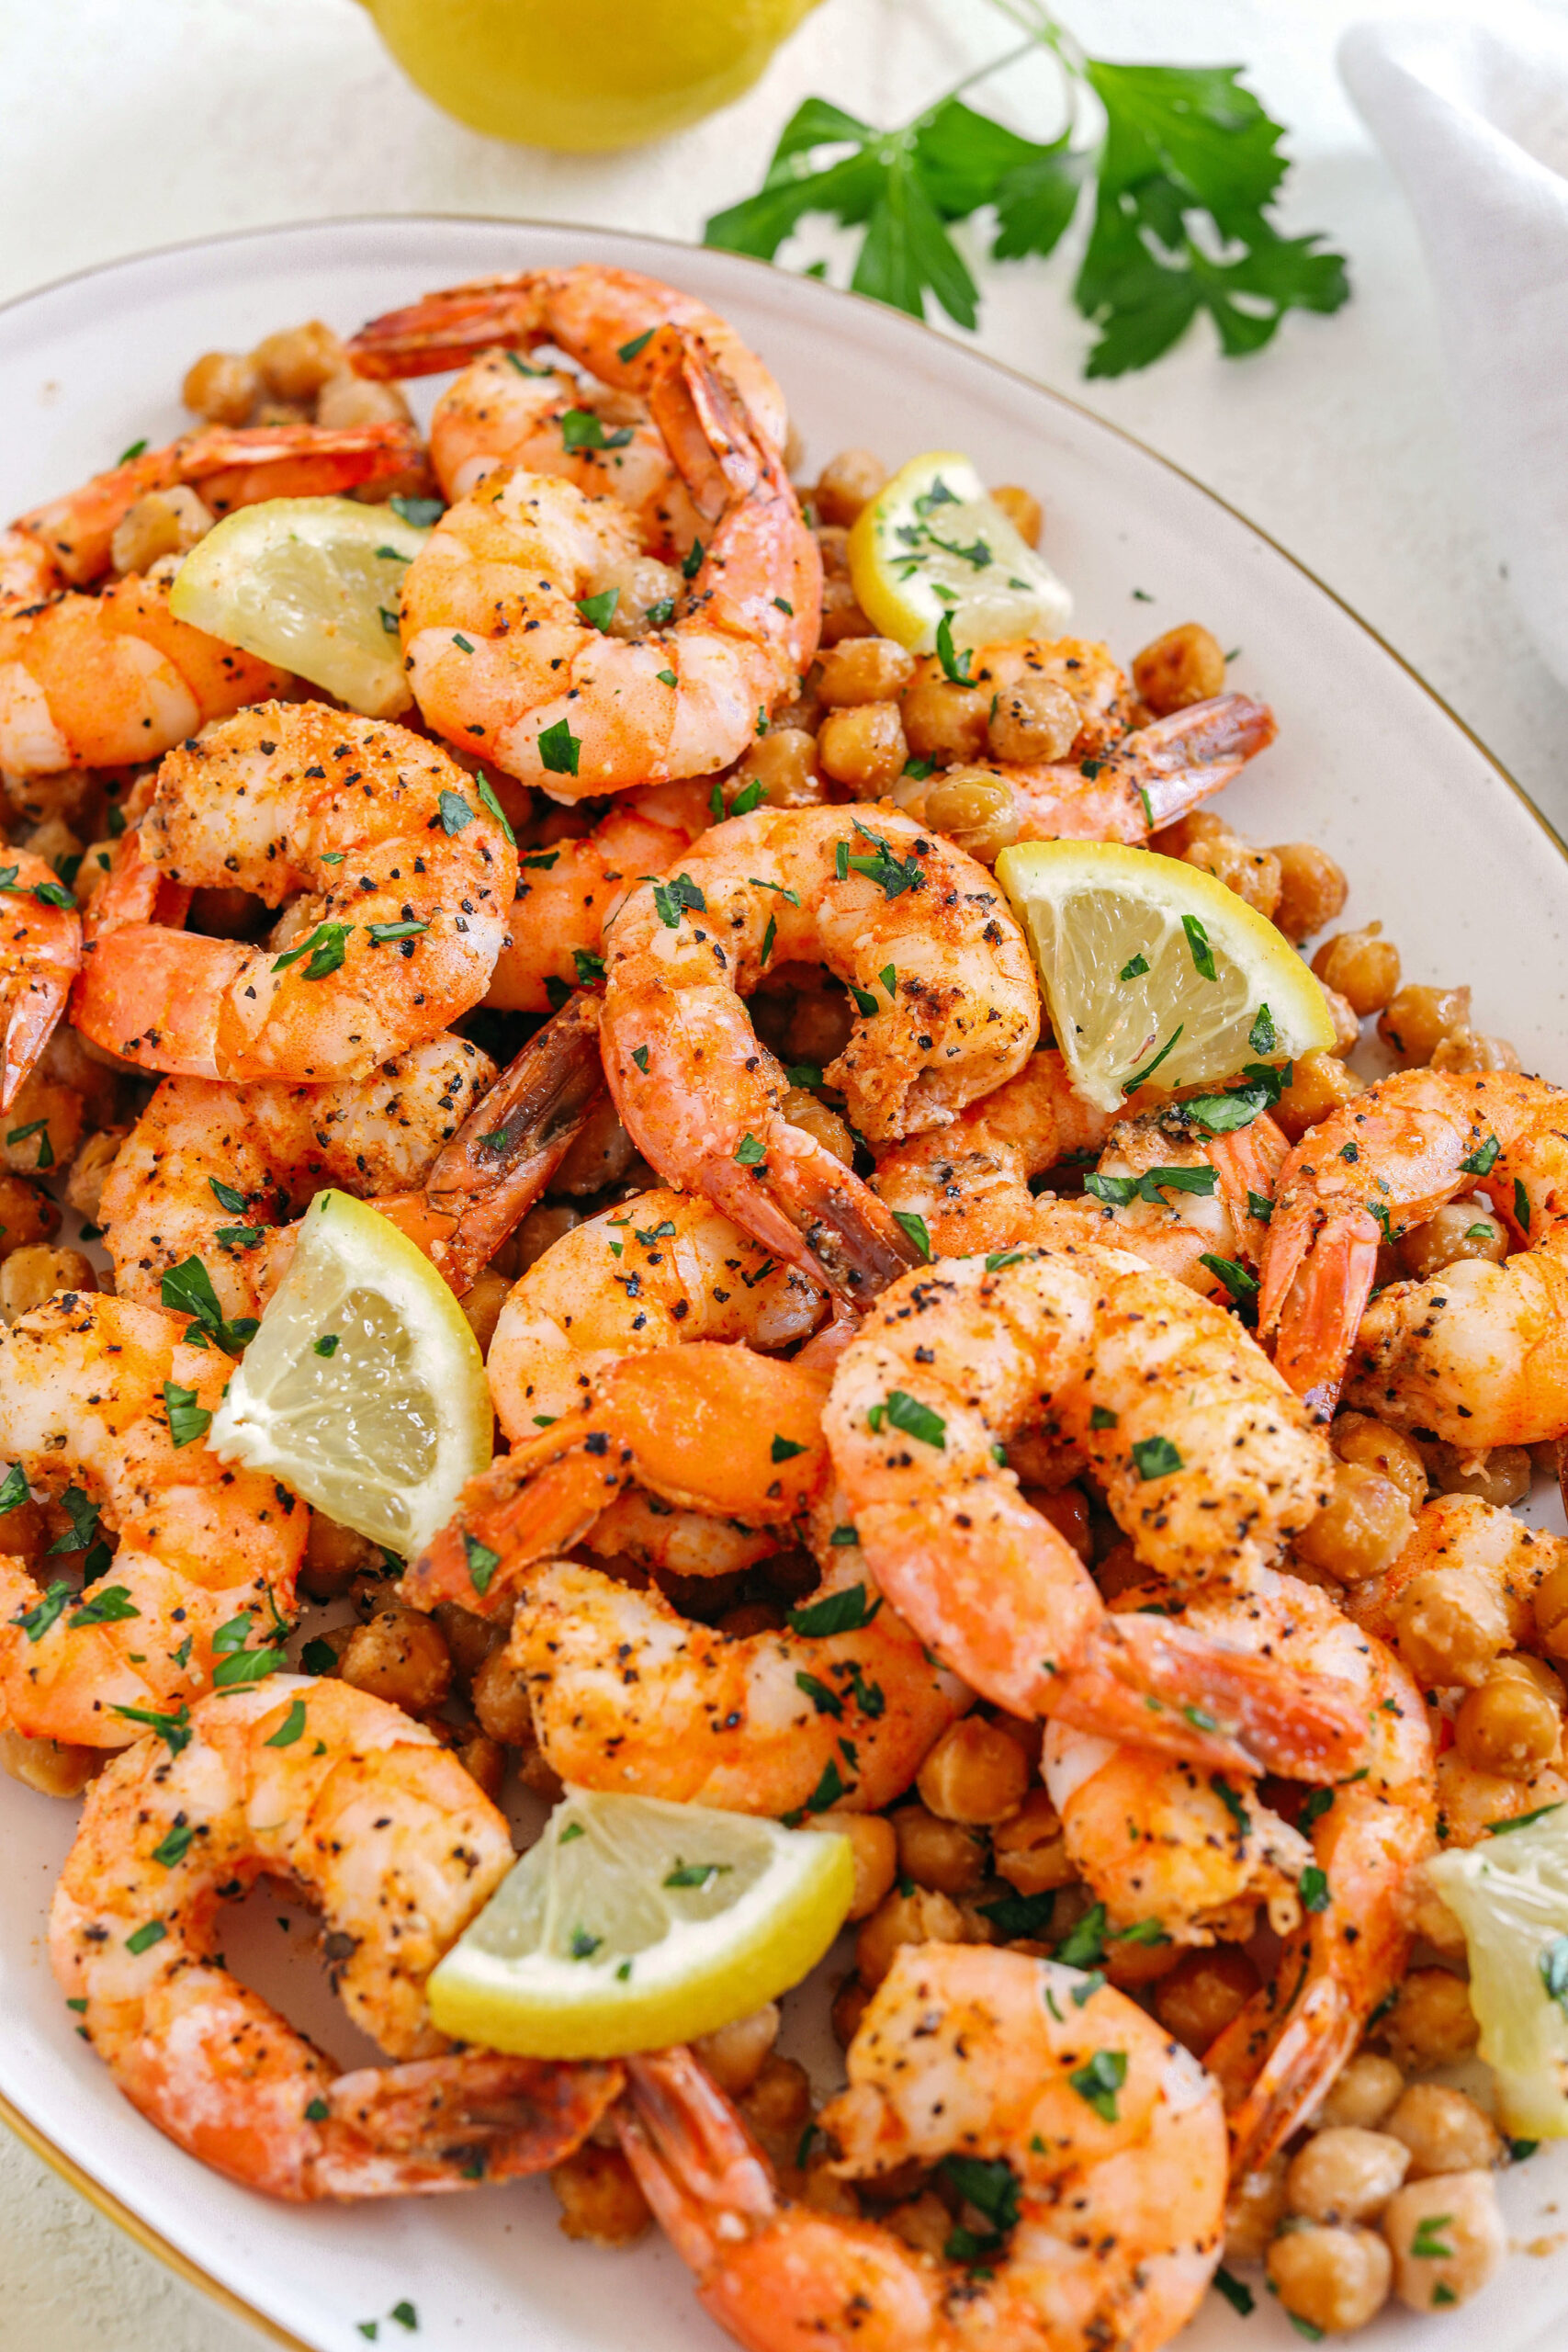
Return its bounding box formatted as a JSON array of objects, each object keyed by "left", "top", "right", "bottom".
[
  {"left": 848, "top": 450, "right": 1071, "bottom": 655},
  {"left": 209, "top": 1189, "right": 491, "bottom": 1559},
  {"left": 427, "top": 1787, "right": 853, "bottom": 2058},
  {"left": 995, "top": 839, "right": 1335, "bottom": 1114},
  {"left": 1428, "top": 1807, "right": 1568, "bottom": 2138},
  {"left": 169, "top": 496, "right": 430, "bottom": 718}
]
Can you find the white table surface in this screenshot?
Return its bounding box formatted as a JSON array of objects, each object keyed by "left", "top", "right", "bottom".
[{"left": 0, "top": 0, "right": 1561, "bottom": 2345}]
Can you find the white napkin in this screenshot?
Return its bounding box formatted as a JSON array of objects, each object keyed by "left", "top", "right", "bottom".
[{"left": 1339, "top": 8, "right": 1568, "bottom": 692}]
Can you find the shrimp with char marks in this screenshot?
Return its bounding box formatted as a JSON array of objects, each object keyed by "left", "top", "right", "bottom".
[
  {"left": 72, "top": 703, "right": 517, "bottom": 1082},
  {"left": 399, "top": 332, "right": 818, "bottom": 795},
  {"left": 0, "top": 422, "right": 420, "bottom": 777},
  {"left": 50, "top": 1678, "right": 622, "bottom": 2198},
  {"left": 601, "top": 803, "right": 1038, "bottom": 1306},
  {"left": 1046, "top": 1564, "right": 1435, "bottom": 2170},
  {"left": 0, "top": 1295, "right": 305, "bottom": 1748},
  {"left": 619, "top": 1945, "right": 1227, "bottom": 2352},
  {"left": 824, "top": 1245, "right": 1361, "bottom": 1779}
]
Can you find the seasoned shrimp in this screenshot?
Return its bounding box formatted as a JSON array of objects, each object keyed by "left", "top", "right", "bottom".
[
  {"left": 400, "top": 334, "right": 818, "bottom": 795},
  {"left": 349, "top": 263, "right": 788, "bottom": 451},
  {"left": 51, "top": 1678, "right": 622, "bottom": 2198},
  {"left": 874, "top": 1049, "right": 1283, "bottom": 1296},
  {"left": 512, "top": 1544, "right": 966, "bottom": 1816},
  {"left": 73, "top": 704, "right": 517, "bottom": 1081},
  {"left": 1047, "top": 1566, "right": 1435, "bottom": 2167},
  {"left": 0, "top": 422, "right": 421, "bottom": 776},
  {"left": 601, "top": 804, "right": 1039, "bottom": 1304},
  {"left": 825, "top": 1246, "right": 1360, "bottom": 1779},
  {"left": 0, "top": 1294, "right": 305, "bottom": 1747},
  {"left": 489, "top": 781, "right": 710, "bottom": 1012},
  {"left": 0, "top": 843, "right": 81, "bottom": 1108},
  {"left": 1261, "top": 1068, "right": 1568, "bottom": 1432},
  {"left": 621, "top": 1945, "right": 1227, "bottom": 2352},
  {"left": 98, "top": 1034, "right": 498, "bottom": 1322}
]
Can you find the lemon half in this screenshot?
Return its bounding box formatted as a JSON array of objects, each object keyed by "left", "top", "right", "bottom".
[
  {"left": 209, "top": 1190, "right": 491, "bottom": 1559},
  {"left": 848, "top": 450, "right": 1072, "bottom": 655},
  {"left": 1428, "top": 1808, "right": 1568, "bottom": 2137},
  {"left": 428, "top": 1787, "right": 853, "bottom": 2057},
  {"left": 170, "top": 496, "right": 430, "bottom": 718},
  {"left": 996, "top": 840, "right": 1335, "bottom": 1114}
]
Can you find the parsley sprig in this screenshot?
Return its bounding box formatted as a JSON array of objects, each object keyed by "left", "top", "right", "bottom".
[{"left": 705, "top": 0, "right": 1348, "bottom": 376}]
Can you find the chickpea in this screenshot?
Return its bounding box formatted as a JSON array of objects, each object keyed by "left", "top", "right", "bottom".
[
  {"left": 817, "top": 638, "right": 916, "bottom": 707},
  {"left": 458, "top": 1268, "right": 511, "bottom": 1357},
  {"left": 1330, "top": 1414, "right": 1428, "bottom": 1515},
  {"left": 109, "top": 485, "right": 214, "bottom": 579},
  {"left": 313, "top": 370, "right": 412, "bottom": 430},
  {"left": 816, "top": 702, "right": 908, "bottom": 793},
  {"left": 1317, "top": 985, "right": 1361, "bottom": 1057},
  {"left": 989, "top": 1711, "right": 1043, "bottom": 1770},
  {"left": 813, "top": 448, "right": 887, "bottom": 529},
  {"left": 251, "top": 320, "right": 348, "bottom": 401},
  {"left": 1534, "top": 1555, "right": 1568, "bottom": 1661},
  {"left": 988, "top": 483, "right": 1043, "bottom": 546},
  {"left": 781, "top": 1086, "right": 855, "bottom": 1169},
  {"left": 0, "top": 1246, "right": 96, "bottom": 1322},
  {"left": 1382, "top": 2170, "right": 1505, "bottom": 2312},
  {"left": 728, "top": 728, "right": 825, "bottom": 811},
  {"left": 738, "top": 2052, "right": 812, "bottom": 2165},
  {"left": 1095, "top": 1539, "right": 1147, "bottom": 1602},
  {"left": 1267, "top": 2222, "right": 1393, "bottom": 2334},
  {"left": 1271, "top": 842, "right": 1348, "bottom": 944},
  {"left": 803, "top": 1811, "right": 897, "bottom": 1918},
  {"left": 1377, "top": 1969, "right": 1478, "bottom": 2072},
  {"left": 1293, "top": 1460, "right": 1416, "bottom": 1584},
  {"left": 990, "top": 1786, "right": 1074, "bottom": 1897},
  {"left": 513, "top": 1203, "right": 581, "bottom": 1274},
  {"left": 0, "top": 1171, "right": 59, "bottom": 1260},
  {"left": 1384, "top": 2085, "right": 1502, "bottom": 2179},
  {"left": 1153, "top": 1947, "right": 1260, "bottom": 2054},
  {"left": 1397, "top": 1200, "right": 1508, "bottom": 1281},
  {"left": 916, "top": 1715, "right": 1030, "bottom": 1825},
  {"left": 1378, "top": 982, "right": 1472, "bottom": 1065},
  {"left": 299, "top": 1510, "right": 378, "bottom": 1601},
  {"left": 3, "top": 1088, "right": 82, "bottom": 1181},
  {"left": 920, "top": 770, "right": 1020, "bottom": 863},
  {"left": 0, "top": 1726, "right": 99, "bottom": 1798},
  {"left": 1408, "top": 1871, "right": 1470, "bottom": 1959},
  {"left": 986, "top": 676, "right": 1078, "bottom": 764},
  {"left": 550, "top": 2142, "right": 652, "bottom": 2244},
  {"left": 880, "top": 2190, "right": 952, "bottom": 2257},
  {"left": 182, "top": 348, "right": 261, "bottom": 424},
  {"left": 1311, "top": 922, "right": 1401, "bottom": 1018},
  {"left": 899, "top": 674, "right": 990, "bottom": 766},
  {"left": 692, "top": 2003, "right": 781, "bottom": 2096},
  {"left": 1430, "top": 1025, "right": 1521, "bottom": 1075},
  {"left": 855, "top": 1883, "right": 970, "bottom": 1988},
  {"left": 1392, "top": 1564, "right": 1513, "bottom": 1687},
  {"left": 1182, "top": 830, "right": 1283, "bottom": 921},
  {"left": 784, "top": 987, "right": 853, "bottom": 1068},
  {"left": 471, "top": 1646, "right": 535, "bottom": 1746},
  {"left": 1224, "top": 2157, "right": 1288, "bottom": 2263},
  {"left": 554, "top": 1094, "right": 636, "bottom": 1196},
  {"left": 1419, "top": 1439, "right": 1532, "bottom": 1507},
  {"left": 1314, "top": 2052, "right": 1404, "bottom": 2133},
  {"left": 1454, "top": 1654, "right": 1563, "bottom": 1775},
  {"left": 831, "top": 1969, "right": 871, "bottom": 2048},
  {"left": 1031, "top": 1485, "right": 1091, "bottom": 1563},
  {"left": 457, "top": 1731, "right": 504, "bottom": 1802},
  {"left": 891, "top": 1803, "right": 988, "bottom": 1897},
  {"left": 338, "top": 1605, "right": 452, "bottom": 1716},
  {"left": 1272, "top": 1052, "right": 1365, "bottom": 1143},
  {"left": 1132, "top": 622, "right": 1227, "bottom": 716},
  {"left": 1287, "top": 2128, "right": 1409, "bottom": 2225},
  {"left": 819, "top": 579, "right": 874, "bottom": 645}
]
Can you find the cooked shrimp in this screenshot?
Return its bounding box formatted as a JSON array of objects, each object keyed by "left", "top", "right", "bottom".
[
  {"left": 824, "top": 1246, "right": 1361, "bottom": 1780},
  {"left": 1261, "top": 1067, "right": 1568, "bottom": 1428},
  {"left": 601, "top": 804, "right": 1039, "bottom": 1305},
  {"left": 620, "top": 1945, "right": 1227, "bottom": 2352},
  {"left": 489, "top": 781, "right": 710, "bottom": 1012},
  {"left": 1339, "top": 1492, "right": 1563, "bottom": 1683},
  {"left": 0, "top": 843, "right": 81, "bottom": 1108},
  {"left": 401, "top": 334, "right": 816, "bottom": 797},
  {"left": 0, "top": 422, "right": 421, "bottom": 777},
  {"left": 98, "top": 1034, "right": 498, "bottom": 1322},
  {"left": 874, "top": 1050, "right": 1283, "bottom": 1296},
  {"left": 72, "top": 703, "right": 517, "bottom": 1081},
  {"left": 348, "top": 263, "right": 788, "bottom": 452},
  {"left": 50, "top": 1678, "right": 622, "bottom": 2198},
  {"left": 512, "top": 1544, "right": 966, "bottom": 1816},
  {"left": 0, "top": 1294, "right": 305, "bottom": 1747}
]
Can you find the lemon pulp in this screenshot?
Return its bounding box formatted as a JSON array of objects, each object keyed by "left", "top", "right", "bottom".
[
  {"left": 1428, "top": 1808, "right": 1568, "bottom": 2137},
  {"left": 848, "top": 450, "right": 1072, "bottom": 655}
]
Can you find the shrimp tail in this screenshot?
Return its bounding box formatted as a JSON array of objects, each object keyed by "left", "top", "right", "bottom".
[
  {"left": 422, "top": 992, "right": 604, "bottom": 1294},
  {"left": 1211, "top": 1971, "right": 1360, "bottom": 2177},
  {"left": 707, "top": 1137, "right": 922, "bottom": 1311},
  {"left": 322, "top": 2052, "right": 624, "bottom": 2190},
  {"left": 1264, "top": 1204, "right": 1382, "bottom": 1420},
  {"left": 348, "top": 277, "right": 553, "bottom": 379},
  {"left": 1066, "top": 1613, "right": 1368, "bottom": 1781},
  {"left": 0, "top": 954, "right": 73, "bottom": 1114},
  {"left": 404, "top": 1419, "right": 626, "bottom": 1614}
]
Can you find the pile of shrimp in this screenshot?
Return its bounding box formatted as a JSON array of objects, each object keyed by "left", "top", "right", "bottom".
[{"left": 0, "top": 259, "right": 1553, "bottom": 2348}]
